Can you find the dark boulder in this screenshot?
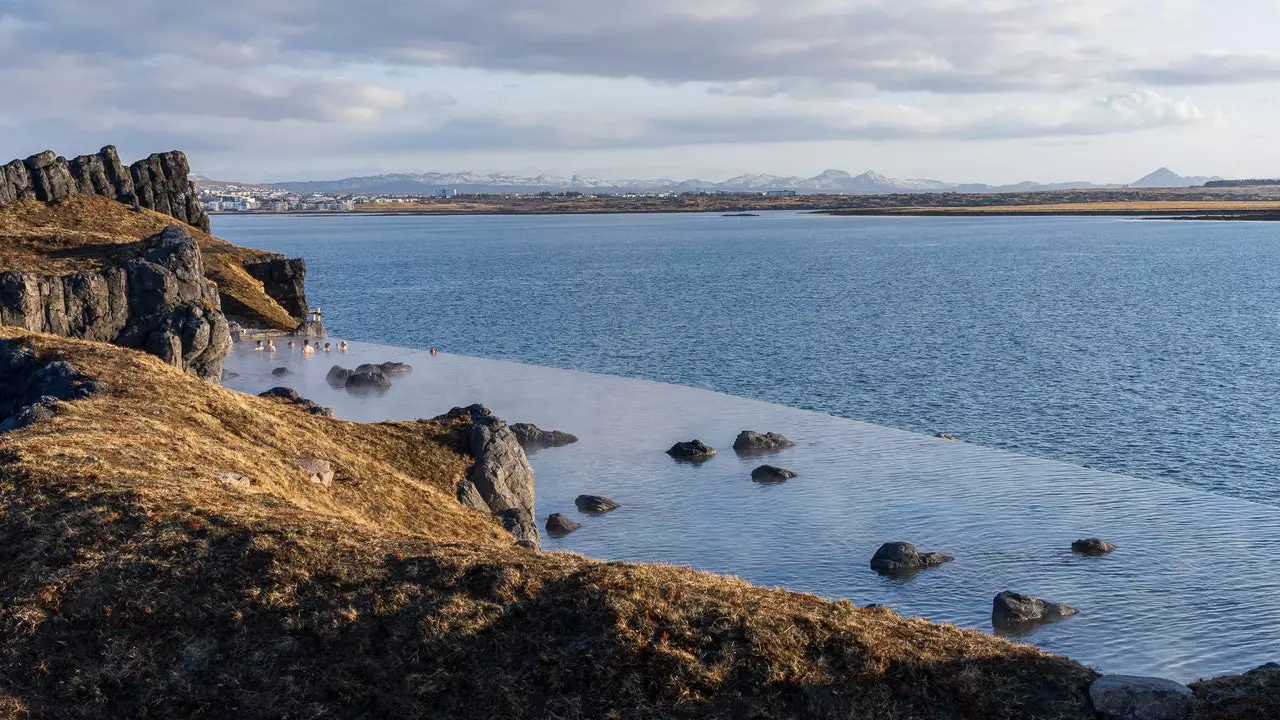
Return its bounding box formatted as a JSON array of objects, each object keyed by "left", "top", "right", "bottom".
[
  {"left": 326, "top": 365, "right": 354, "bottom": 386},
  {"left": 1072, "top": 538, "right": 1116, "bottom": 555},
  {"left": 0, "top": 341, "right": 103, "bottom": 432},
  {"left": 992, "top": 591, "right": 1079, "bottom": 625},
  {"left": 244, "top": 257, "right": 308, "bottom": 320},
  {"left": 666, "top": 439, "right": 717, "bottom": 461},
  {"left": 935, "top": 433, "right": 959, "bottom": 441},
  {"left": 294, "top": 320, "right": 326, "bottom": 338},
  {"left": 345, "top": 370, "right": 391, "bottom": 392},
  {"left": 733, "top": 430, "right": 796, "bottom": 453},
  {"left": 751, "top": 465, "right": 797, "bottom": 483},
  {"left": 258, "top": 387, "right": 334, "bottom": 418},
  {"left": 511, "top": 423, "right": 579, "bottom": 449},
  {"left": 1089, "top": 675, "right": 1193, "bottom": 720},
  {"left": 377, "top": 361, "right": 413, "bottom": 376},
  {"left": 545, "top": 513, "right": 581, "bottom": 537},
  {"left": 869, "top": 542, "right": 954, "bottom": 574},
  {"left": 451, "top": 405, "right": 540, "bottom": 549},
  {"left": 271, "top": 367, "right": 292, "bottom": 377},
  {"left": 575, "top": 495, "right": 620, "bottom": 514}
]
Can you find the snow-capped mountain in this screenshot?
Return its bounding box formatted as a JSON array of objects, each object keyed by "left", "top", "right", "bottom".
[{"left": 249, "top": 167, "right": 1224, "bottom": 195}]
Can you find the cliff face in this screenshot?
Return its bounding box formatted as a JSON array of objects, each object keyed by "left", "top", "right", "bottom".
[
  {"left": 0, "top": 225, "right": 230, "bottom": 381},
  {"left": 244, "top": 257, "right": 309, "bottom": 320},
  {"left": 0, "top": 146, "right": 210, "bottom": 233}
]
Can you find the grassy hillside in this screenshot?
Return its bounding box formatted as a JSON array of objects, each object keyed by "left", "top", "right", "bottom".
[
  {"left": 0, "top": 328, "right": 1109, "bottom": 719},
  {"left": 0, "top": 196, "right": 297, "bottom": 330}
]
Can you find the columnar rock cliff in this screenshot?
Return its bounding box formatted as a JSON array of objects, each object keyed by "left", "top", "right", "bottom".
[
  {"left": 244, "top": 257, "right": 309, "bottom": 320},
  {"left": 0, "top": 225, "right": 230, "bottom": 380},
  {"left": 0, "top": 146, "right": 210, "bottom": 233}
]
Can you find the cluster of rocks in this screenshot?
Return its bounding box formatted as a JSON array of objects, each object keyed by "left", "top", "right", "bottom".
[
  {"left": 665, "top": 430, "right": 800, "bottom": 483},
  {"left": 450, "top": 404, "right": 540, "bottom": 549},
  {"left": 0, "top": 225, "right": 231, "bottom": 381},
  {"left": 0, "top": 147, "right": 209, "bottom": 232},
  {"left": 0, "top": 340, "right": 105, "bottom": 432},
  {"left": 327, "top": 362, "right": 411, "bottom": 393},
  {"left": 258, "top": 387, "right": 334, "bottom": 418},
  {"left": 512, "top": 423, "right": 579, "bottom": 450}
]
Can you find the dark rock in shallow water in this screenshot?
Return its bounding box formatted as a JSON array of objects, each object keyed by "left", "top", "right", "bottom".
[
  {"left": 294, "top": 319, "right": 326, "bottom": 338},
  {"left": 992, "top": 591, "right": 1078, "bottom": 625},
  {"left": 751, "top": 465, "right": 797, "bottom": 483},
  {"left": 545, "top": 513, "right": 581, "bottom": 537},
  {"left": 869, "top": 542, "right": 954, "bottom": 574},
  {"left": 511, "top": 423, "right": 579, "bottom": 449},
  {"left": 934, "top": 433, "right": 959, "bottom": 441},
  {"left": 1072, "top": 538, "right": 1116, "bottom": 555},
  {"left": 575, "top": 495, "right": 620, "bottom": 514},
  {"left": 733, "top": 430, "right": 796, "bottom": 453},
  {"left": 666, "top": 439, "right": 717, "bottom": 461},
  {"left": 377, "top": 361, "right": 413, "bottom": 376},
  {"left": 258, "top": 387, "right": 334, "bottom": 418},
  {"left": 346, "top": 370, "right": 391, "bottom": 392},
  {"left": 326, "top": 365, "right": 354, "bottom": 386},
  {"left": 271, "top": 367, "right": 292, "bottom": 377},
  {"left": 1089, "top": 675, "right": 1193, "bottom": 720}
]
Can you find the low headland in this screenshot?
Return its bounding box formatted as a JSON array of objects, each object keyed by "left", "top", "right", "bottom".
[{"left": 1, "top": 147, "right": 1278, "bottom": 718}]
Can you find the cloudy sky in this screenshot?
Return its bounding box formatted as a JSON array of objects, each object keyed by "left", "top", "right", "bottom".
[{"left": 2, "top": 0, "right": 1279, "bottom": 183}]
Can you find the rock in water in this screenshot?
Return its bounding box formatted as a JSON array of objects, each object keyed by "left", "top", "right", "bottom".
[
  {"left": 345, "top": 370, "right": 391, "bottom": 392},
  {"left": 271, "top": 367, "right": 292, "bottom": 376},
  {"left": 511, "top": 423, "right": 579, "bottom": 449},
  {"left": 449, "top": 405, "right": 540, "bottom": 549},
  {"left": 575, "top": 495, "right": 620, "bottom": 514},
  {"left": 294, "top": 319, "right": 326, "bottom": 337},
  {"left": 733, "top": 430, "right": 796, "bottom": 453},
  {"left": 1072, "top": 538, "right": 1116, "bottom": 555},
  {"left": 869, "top": 542, "right": 954, "bottom": 573},
  {"left": 934, "top": 433, "right": 959, "bottom": 441},
  {"left": 1089, "top": 675, "right": 1194, "bottom": 720},
  {"left": 992, "top": 591, "right": 1079, "bottom": 625},
  {"left": 666, "top": 439, "right": 717, "bottom": 461},
  {"left": 326, "top": 365, "right": 354, "bottom": 386},
  {"left": 545, "top": 513, "right": 581, "bottom": 537},
  {"left": 377, "top": 361, "right": 413, "bottom": 376},
  {"left": 751, "top": 465, "right": 797, "bottom": 483}
]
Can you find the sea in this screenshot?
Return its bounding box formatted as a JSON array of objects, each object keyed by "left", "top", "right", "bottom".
[{"left": 216, "top": 210, "right": 1280, "bottom": 681}]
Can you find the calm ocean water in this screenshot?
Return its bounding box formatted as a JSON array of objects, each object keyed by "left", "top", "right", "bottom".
[{"left": 215, "top": 211, "right": 1280, "bottom": 507}]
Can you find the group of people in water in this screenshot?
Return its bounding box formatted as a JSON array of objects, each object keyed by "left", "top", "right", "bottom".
[{"left": 252, "top": 339, "right": 348, "bottom": 354}]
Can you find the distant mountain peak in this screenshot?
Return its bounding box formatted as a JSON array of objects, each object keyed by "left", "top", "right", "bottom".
[{"left": 1132, "top": 167, "right": 1219, "bottom": 188}]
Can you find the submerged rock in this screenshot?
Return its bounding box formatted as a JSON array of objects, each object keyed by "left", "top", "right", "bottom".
[
  {"left": 377, "top": 361, "right": 413, "bottom": 376},
  {"left": 992, "top": 591, "right": 1078, "bottom": 625},
  {"left": 1072, "top": 538, "right": 1116, "bottom": 555},
  {"left": 545, "top": 513, "right": 581, "bottom": 537},
  {"left": 345, "top": 370, "right": 391, "bottom": 392},
  {"left": 1089, "top": 675, "right": 1193, "bottom": 720},
  {"left": 733, "top": 430, "right": 796, "bottom": 453},
  {"left": 869, "top": 542, "right": 954, "bottom": 574},
  {"left": 666, "top": 440, "right": 717, "bottom": 461},
  {"left": 575, "top": 495, "right": 620, "bottom": 514},
  {"left": 271, "top": 367, "right": 292, "bottom": 377},
  {"left": 258, "top": 387, "right": 334, "bottom": 418},
  {"left": 326, "top": 365, "right": 354, "bottom": 386},
  {"left": 511, "top": 423, "right": 579, "bottom": 449},
  {"left": 751, "top": 465, "right": 797, "bottom": 483}
]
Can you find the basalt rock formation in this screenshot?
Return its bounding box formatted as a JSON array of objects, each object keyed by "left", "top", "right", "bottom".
[
  {"left": 0, "top": 225, "right": 230, "bottom": 381},
  {"left": 0, "top": 146, "right": 209, "bottom": 232},
  {"left": 451, "top": 404, "right": 540, "bottom": 549},
  {"left": 244, "top": 257, "right": 309, "bottom": 320}
]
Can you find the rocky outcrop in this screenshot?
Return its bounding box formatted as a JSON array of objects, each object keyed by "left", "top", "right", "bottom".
[
  {"left": 258, "top": 387, "right": 334, "bottom": 417},
  {"left": 869, "top": 542, "right": 954, "bottom": 573},
  {"left": 734, "top": 430, "right": 796, "bottom": 453},
  {"left": 511, "top": 423, "right": 579, "bottom": 449},
  {"left": 751, "top": 465, "right": 797, "bottom": 482},
  {"left": 357, "top": 362, "right": 412, "bottom": 377},
  {"left": 1089, "top": 675, "right": 1193, "bottom": 719},
  {"left": 666, "top": 439, "right": 717, "bottom": 461},
  {"left": 244, "top": 258, "right": 308, "bottom": 320},
  {"left": 294, "top": 320, "right": 326, "bottom": 337},
  {"left": 575, "top": 495, "right": 620, "bottom": 514},
  {"left": 1072, "top": 538, "right": 1116, "bottom": 555},
  {"left": 0, "top": 225, "right": 230, "bottom": 381},
  {"left": 346, "top": 370, "right": 391, "bottom": 392},
  {"left": 545, "top": 513, "right": 581, "bottom": 537},
  {"left": 450, "top": 404, "right": 540, "bottom": 549},
  {"left": 992, "top": 591, "right": 1079, "bottom": 626},
  {"left": 0, "top": 340, "right": 105, "bottom": 432},
  {"left": 1, "top": 147, "right": 209, "bottom": 232},
  {"left": 327, "top": 365, "right": 354, "bottom": 386}
]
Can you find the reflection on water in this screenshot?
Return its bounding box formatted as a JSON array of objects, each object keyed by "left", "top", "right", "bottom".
[{"left": 224, "top": 339, "right": 1280, "bottom": 683}]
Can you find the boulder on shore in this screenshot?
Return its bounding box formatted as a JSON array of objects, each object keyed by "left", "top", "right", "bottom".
[
  {"left": 545, "top": 513, "right": 581, "bottom": 537},
  {"left": 733, "top": 430, "right": 796, "bottom": 453},
  {"left": 511, "top": 423, "right": 579, "bottom": 449},
  {"left": 575, "top": 495, "right": 620, "bottom": 514},
  {"left": 992, "top": 591, "right": 1078, "bottom": 625},
  {"left": 751, "top": 465, "right": 797, "bottom": 483},
  {"left": 869, "top": 542, "right": 954, "bottom": 574},
  {"left": 1072, "top": 538, "right": 1116, "bottom": 555},
  {"left": 1089, "top": 675, "right": 1194, "bottom": 720},
  {"left": 666, "top": 440, "right": 717, "bottom": 461}
]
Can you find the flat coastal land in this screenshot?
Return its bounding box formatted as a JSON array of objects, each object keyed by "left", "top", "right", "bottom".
[{"left": 212, "top": 185, "right": 1280, "bottom": 220}]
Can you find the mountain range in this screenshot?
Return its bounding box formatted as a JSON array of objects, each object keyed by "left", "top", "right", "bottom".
[{"left": 195, "top": 167, "right": 1224, "bottom": 196}]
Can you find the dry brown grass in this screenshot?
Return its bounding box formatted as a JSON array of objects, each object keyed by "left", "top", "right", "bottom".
[
  {"left": 1187, "top": 666, "right": 1280, "bottom": 719},
  {"left": 0, "top": 196, "right": 297, "bottom": 330},
  {"left": 0, "top": 329, "right": 1107, "bottom": 719}
]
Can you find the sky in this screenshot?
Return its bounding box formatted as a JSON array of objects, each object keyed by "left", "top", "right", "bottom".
[{"left": 2, "top": 0, "right": 1280, "bottom": 184}]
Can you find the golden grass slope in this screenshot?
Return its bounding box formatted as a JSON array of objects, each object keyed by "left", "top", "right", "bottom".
[{"left": 0, "top": 196, "right": 297, "bottom": 330}]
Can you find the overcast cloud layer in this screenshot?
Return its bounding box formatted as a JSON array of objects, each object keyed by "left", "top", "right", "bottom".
[{"left": 0, "top": 0, "right": 1276, "bottom": 182}]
